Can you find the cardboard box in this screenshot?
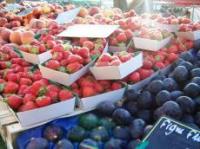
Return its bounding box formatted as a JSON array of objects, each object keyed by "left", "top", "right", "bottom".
[
  {"left": 128, "top": 71, "right": 159, "bottom": 91},
  {"left": 133, "top": 36, "right": 172, "bottom": 51},
  {"left": 109, "top": 40, "right": 133, "bottom": 53},
  {"left": 21, "top": 50, "right": 52, "bottom": 65},
  {"left": 176, "top": 30, "right": 200, "bottom": 40},
  {"left": 57, "top": 24, "right": 119, "bottom": 38},
  {"left": 80, "top": 88, "right": 126, "bottom": 109},
  {"left": 155, "top": 23, "right": 180, "bottom": 32},
  {"left": 90, "top": 52, "right": 143, "bottom": 80},
  {"left": 55, "top": 8, "right": 80, "bottom": 24},
  {"left": 11, "top": 98, "right": 76, "bottom": 127},
  {"left": 39, "top": 60, "right": 95, "bottom": 86}
]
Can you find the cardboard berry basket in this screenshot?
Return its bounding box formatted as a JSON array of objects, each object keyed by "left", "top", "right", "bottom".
[
  {"left": 20, "top": 50, "right": 52, "bottom": 65},
  {"left": 90, "top": 52, "right": 143, "bottom": 80},
  {"left": 39, "top": 60, "right": 95, "bottom": 86},
  {"left": 109, "top": 40, "right": 133, "bottom": 53},
  {"left": 176, "top": 30, "right": 200, "bottom": 41},
  {"left": 155, "top": 22, "right": 180, "bottom": 32},
  {"left": 80, "top": 87, "right": 126, "bottom": 110},
  {"left": 4, "top": 97, "right": 76, "bottom": 127},
  {"left": 133, "top": 36, "right": 172, "bottom": 51}
]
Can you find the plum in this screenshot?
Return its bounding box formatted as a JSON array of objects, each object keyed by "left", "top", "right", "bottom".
[
  {"left": 129, "top": 119, "right": 146, "bottom": 139},
  {"left": 127, "top": 139, "right": 141, "bottom": 149},
  {"left": 191, "top": 68, "right": 200, "bottom": 78},
  {"left": 79, "top": 114, "right": 99, "bottom": 130},
  {"left": 54, "top": 139, "right": 73, "bottom": 149},
  {"left": 104, "top": 138, "right": 126, "bottom": 149},
  {"left": 156, "top": 90, "right": 171, "bottom": 106},
  {"left": 195, "top": 112, "right": 200, "bottom": 127},
  {"left": 176, "top": 96, "right": 195, "bottom": 114},
  {"left": 183, "top": 83, "right": 200, "bottom": 97},
  {"left": 67, "top": 126, "right": 86, "bottom": 142},
  {"left": 124, "top": 101, "right": 138, "bottom": 115},
  {"left": 171, "top": 66, "right": 189, "bottom": 83},
  {"left": 90, "top": 126, "right": 109, "bottom": 142},
  {"left": 112, "top": 108, "right": 132, "bottom": 125},
  {"left": 43, "top": 125, "right": 64, "bottom": 142},
  {"left": 154, "top": 74, "right": 166, "bottom": 81},
  {"left": 113, "top": 126, "right": 131, "bottom": 141},
  {"left": 163, "top": 78, "right": 178, "bottom": 91},
  {"left": 182, "top": 114, "right": 194, "bottom": 124},
  {"left": 137, "top": 91, "right": 153, "bottom": 109},
  {"left": 179, "top": 51, "right": 194, "bottom": 63},
  {"left": 191, "top": 77, "right": 200, "bottom": 86},
  {"left": 170, "top": 91, "right": 184, "bottom": 100},
  {"left": 137, "top": 110, "right": 152, "bottom": 123},
  {"left": 178, "top": 61, "right": 194, "bottom": 71},
  {"left": 154, "top": 107, "right": 165, "bottom": 120},
  {"left": 125, "top": 89, "right": 139, "bottom": 102},
  {"left": 26, "top": 138, "right": 48, "bottom": 149},
  {"left": 147, "top": 80, "right": 164, "bottom": 94},
  {"left": 79, "top": 139, "right": 98, "bottom": 149},
  {"left": 162, "top": 101, "right": 182, "bottom": 119},
  {"left": 96, "top": 101, "right": 116, "bottom": 117},
  {"left": 195, "top": 96, "right": 200, "bottom": 111}
]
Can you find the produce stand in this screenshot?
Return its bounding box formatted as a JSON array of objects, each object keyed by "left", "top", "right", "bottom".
[{"left": 0, "top": 1, "right": 200, "bottom": 149}]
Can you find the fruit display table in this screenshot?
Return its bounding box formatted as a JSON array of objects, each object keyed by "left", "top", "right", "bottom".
[{"left": 0, "top": 1, "right": 200, "bottom": 149}]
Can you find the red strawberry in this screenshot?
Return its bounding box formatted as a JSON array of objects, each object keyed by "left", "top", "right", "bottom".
[
  {"left": 47, "top": 84, "right": 60, "bottom": 92},
  {"left": 154, "top": 62, "right": 165, "bottom": 69},
  {"left": 99, "top": 53, "right": 112, "bottom": 62},
  {"left": 110, "top": 59, "right": 121, "bottom": 66},
  {"left": 63, "top": 51, "right": 72, "bottom": 59},
  {"left": 67, "top": 54, "right": 84, "bottom": 64},
  {"left": 36, "top": 96, "right": 52, "bottom": 107},
  {"left": 4, "top": 81, "right": 19, "bottom": 94},
  {"left": 95, "top": 61, "right": 109, "bottom": 67},
  {"left": 82, "top": 86, "right": 97, "bottom": 97},
  {"left": 119, "top": 53, "right": 132, "bottom": 63},
  {"left": 66, "top": 62, "right": 83, "bottom": 73},
  {"left": 116, "top": 33, "right": 127, "bottom": 42},
  {"left": 139, "top": 69, "right": 153, "bottom": 80},
  {"left": 167, "top": 53, "right": 178, "bottom": 63},
  {"left": 76, "top": 47, "right": 90, "bottom": 58},
  {"left": 79, "top": 37, "right": 89, "bottom": 45},
  {"left": 18, "top": 101, "right": 38, "bottom": 112},
  {"left": 0, "top": 61, "right": 11, "bottom": 69},
  {"left": 52, "top": 52, "right": 64, "bottom": 61},
  {"left": 154, "top": 54, "right": 165, "bottom": 62},
  {"left": 79, "top": 78, "right": 94, "bottom": 87},
  {"left": 99, "top": 80, "right": 111, "bottom": 89},
  {"left": 52, "top": 44, "right": 64, "bottom": 52},
  {"left": 46, "top": 40, "right": 56, "bottom": 49},
  {"left": 83, "top": 40, "right": 94, "bottom": 50},
  {"left": 143, "top": 60, "right": 153, "bottom": 69},
  {"left": 59, "top": 89, "right": 73, "bottom": 101},
  {"left": 94, "top": 83, "right": 104, "bottom": 93},
  {"left": 19, "top": 78, "right": 32, "bottom": 86},
  {"left": 111, "top": 82, "right": 122, "bottom": 90},
  {"left": 18, "top": 85, "right": 29, "bottom": 95},
  {"left": 46, "top": 60, "right": 60, "bottom": 70},
  {"left": 73, "top": 88, "right": 82, "bottom": 97},
  {"left": 39, "top": 44, "right": 47, "bottom": 53},
  {"left": 110, "top": 38, "right": 118, "bottom": 46},
  {"left": 6, "top": 73, "right": 19, "bottom": 82},
  {"left": 124, "top": 29, "right": 133, "bottom": 39},
  {"left": 23, "top": 94, "right": 36, "bottom": 104},
  {"left": 7, "top": 95, "right": 22, "bottom": 110},
  {"left": 129, "top": 72, "right": 140, "bottom": 83},
  {"left": 168, "top": 45, "right": 178, "bottom": 53}
]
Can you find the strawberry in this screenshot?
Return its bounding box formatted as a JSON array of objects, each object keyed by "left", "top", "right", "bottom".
[
  {"left": 30, "top": 81, "right": 46, "bottom": 96},
  {"left": 83, "top": 40, "right": 94, "bottom": 50},
  {"left": 18, "top": 85, "right": 29, "bottom": 95},
  {"left": 116, "top": 32, "right": 127, "bottom": 42},
  {"left": 46, "top": 40, "right": 56, "bottom": 49},
  {"left": 111, "top": 82, "right": 122, "bottom": 90},
  {"left": 110, "top": 38, "right": 118, "bottom": 46},
  {"left": 185, "top": 40, "right": 193, "bottom": 49},
  {"left": 99, "top": 53, "right": 112, "bottom": 62},
  {"left": 76, "top": 47, "right": 90, "bottom": 58},
  {"left": 36, "top": 96, "right": 52, "bottom": 107},
  {"left": 52, "top": 44, "right": 64, "bottom": 52},
  {"left": 29, "top": 46, "right": 39, "bottom": 54},
  {"left": 67, "top": 54, "right": 84, "bottom": 64},
  {"left": 139, "top": 69, "right": 153, "bottom": 80},
  {"left": 168, "top": 45, "right": 178, "bottom": 53},
  {"left": 0, "top": 61, "right": 11, "bottom": 69},
  {"left": 18, "top": 101, "right": 38, "bottom": 112},
  {"left": 7, "top": 95, "right": 22, "bottom": 110},
  {"left": 119, "top": 53, "right": 132, "bottom": 63},
  {"left": 59, "top": 89, "right": 73, "bottom": 101},
  {"left": 19, "top": 78, "right": 32, "bottom": 86},
  {"left": 79, "top": 37, "right": 89, "bottom": 45},
  {"left": 110, "top": 59, "right": 121, "bottom": 66},
  {"left": 47, "top": 84, "right": 60, "bottom": 92},
  {"left": 94, "top": 83, "right": 104, "bottom": 93},
  {"left": 66, "top": 62, "right": 83, "bottom": 73},
  {"left": 95, "top": 61, "right": 109, "bottom": 67},
  {"left": 63, "top": 51, "right": 72, "bottom": 59},
  {"left": 23, "top": 94, "right": 36, "bottom": 104},
  {"left": 39, "top": 44, "right": 47, "bottom": 53},
  {"left": 99, "top": 80, "right": 111, "bottom": 89},
  {"left": 154, "top": 62, "right": 165, "bottom": 69},
  {"left": 82, "top": 86, "right": 97, "bottom": 97},
  {"left": 73, "top": 88, "right": 82, "bottom": 97},
  {"left": 129, "top": 72, "right": 140, "bottom": 83},
  {"left": 4, "top": 81, "right": 19, "bottom": 94},
  {"left": 124, "top": 29, "right": 133, "bottom": 39},
  {"left": 154, "top": 54, "right": 165, "bottom": 62},
  {"left": 46, "top": 60, "right": 60, "bottom": 70},
  {"left": 6, "top": 73, "right": 19, "bottom": 82},
  {"left": 79, "top": 77, "right": 94, "bottom": 87},
  {"left": 167, "top": 53, "right": 178, "bottom": 63},
  {"left": 52, "top": 52, "right": 64, "bottom": 61},
  {"left": 143, "top": 60, "right": 153, "bottom": 69}
]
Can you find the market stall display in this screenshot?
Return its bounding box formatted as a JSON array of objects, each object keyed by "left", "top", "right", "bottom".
[{"left": 0, "top": 1, "right": 199, "bottom": 149}]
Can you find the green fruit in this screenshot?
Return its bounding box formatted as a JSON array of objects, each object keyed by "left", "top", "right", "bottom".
[
  {"left": 68, "top": 126, "right": 86, "bottom": 142},
  {"left": 99, "top": 118, "right": 116, "bottom": 130},
  {"left": 79, "top": 114, "right": 99, "bottom": 130},
  {"left": 90, "top": 126, "right": 109, "bottom": 142}
]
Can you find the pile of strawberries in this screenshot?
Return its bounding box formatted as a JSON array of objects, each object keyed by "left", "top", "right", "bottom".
[{"left": 179, "top": 22, "right": 200, "bottom": 32}]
